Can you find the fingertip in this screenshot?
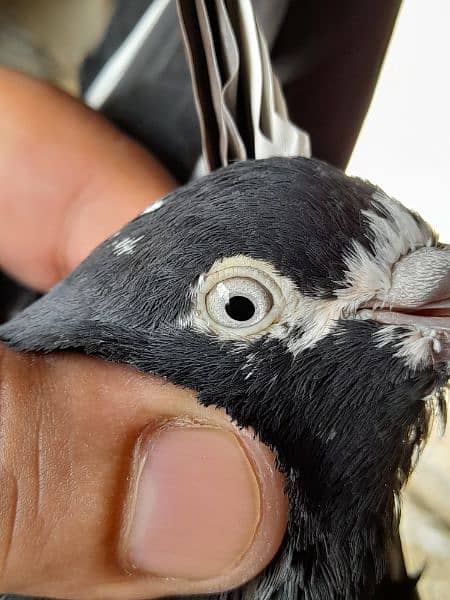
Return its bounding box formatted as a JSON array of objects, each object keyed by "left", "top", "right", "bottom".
[
  {"left": 118, "top": 421, "right": 288, "bottom": 596},
  {"left": 0, "top": 67, "right": 176, "bottom": 290}
]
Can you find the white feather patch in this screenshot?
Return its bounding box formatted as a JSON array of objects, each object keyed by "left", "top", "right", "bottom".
[
  {"left": 336, "top": 191, "right": 435, "bottom": 309},
  {"left": 375, "top": 325, "right": 446, "bottom": 370},
  {"left": 112, "top": 235, "right": 144, "bottom": 256}
]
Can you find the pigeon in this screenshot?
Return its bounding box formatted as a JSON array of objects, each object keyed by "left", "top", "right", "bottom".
[
  {"left": 1, "top": 2, "right": 448, "bottom": 599},
  {"left": 0, "top": 155, "right": 448, "bottom": 599}
]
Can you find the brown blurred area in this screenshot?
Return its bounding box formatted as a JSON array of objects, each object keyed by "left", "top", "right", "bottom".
[{"left": 0, "top": 2, "right": 448, "bottom": 599}]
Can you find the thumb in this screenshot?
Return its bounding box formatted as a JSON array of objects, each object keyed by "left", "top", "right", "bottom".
[{"left": 0, "top": 347, "right": 287, "bottom": 599}]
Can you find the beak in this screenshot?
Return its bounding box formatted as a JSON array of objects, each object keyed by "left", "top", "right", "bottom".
[{"left": 358, "top": 245, "right": 450, "bottom": 362}]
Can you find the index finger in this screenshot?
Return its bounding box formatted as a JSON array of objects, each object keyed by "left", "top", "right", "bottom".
[{"left": 0, "top": 68, "right": 176, "bottom": 291}]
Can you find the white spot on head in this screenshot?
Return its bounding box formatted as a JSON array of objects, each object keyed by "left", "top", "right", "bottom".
[
  {"left": 242, "top": 352, "right": 260, "bottom": 378},
  {"left": 373, "top": 325, "right": 399, "bottom": 348},
  {"left": 176, "top": 275, "right": 205, "bottom": 329},
  {"left": 141, "top": 198, "right": 166, "bottom": 215},
  {"left": 244, "top": 352, "right": 257, "bottom": 367},
  {"left": 326, "top": 428, "right": 337, "bottom": 442},
  {"left": 112, "top": 235, "right": 144, "bottom": 256},
  {"left": 375, "top": 325, "right": 448, "bottom": 371}
]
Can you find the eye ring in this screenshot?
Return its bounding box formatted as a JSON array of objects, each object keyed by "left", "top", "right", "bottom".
[{"left": 197, "top": 265, "right": 284, "bottom": 336}]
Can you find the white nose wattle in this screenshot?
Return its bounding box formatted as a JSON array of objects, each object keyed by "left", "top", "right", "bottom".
[
  {"left": 383, "top": 246, "right": 450, "bottom": 309},
  {"left": 357, "top": 245, "right": 450, "bottom": 364}
]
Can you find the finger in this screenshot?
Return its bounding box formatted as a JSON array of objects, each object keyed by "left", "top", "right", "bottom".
[
  {"left": 0, "top": 347, "right": 288, "bottom": 599},
  {"left": 0, "top": 67, "right": 176, "bottom": 291}
]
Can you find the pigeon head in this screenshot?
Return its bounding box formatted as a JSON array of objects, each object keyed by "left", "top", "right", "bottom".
[{"left": 1, "top": 156, "right": 448, "bottom": 598}]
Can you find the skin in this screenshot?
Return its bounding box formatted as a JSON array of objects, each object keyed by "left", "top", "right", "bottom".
[{"left": 0, "top": 68, "right": 288, "bottom": 599}]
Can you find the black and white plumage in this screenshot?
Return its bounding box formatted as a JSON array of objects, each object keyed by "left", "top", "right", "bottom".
[
  {"left": 0, "top": 156, "right": 449, "bottom": 599},
  {"left": 0, "top": 2, "right": 446, "bottom": 598}
]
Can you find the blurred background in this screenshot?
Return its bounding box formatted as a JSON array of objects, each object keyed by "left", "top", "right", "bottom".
[
  {"left": 348, "top": 0, "right": 450, "bottom": 241},
  {"left": 0, "top": 1, "right": 448, "bottom": 598}
]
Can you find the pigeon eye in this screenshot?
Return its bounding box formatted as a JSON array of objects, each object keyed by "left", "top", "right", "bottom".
[
  {"left": 198, "top": 266, "right": 283, "bottom": 335},
  {"left": 207, "top": 277, "right": 272, "bottom": 327}
]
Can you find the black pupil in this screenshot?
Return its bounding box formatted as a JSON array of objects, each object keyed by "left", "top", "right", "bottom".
[{"left": 225, "top": 296, "right": 256, "bottom": 321}]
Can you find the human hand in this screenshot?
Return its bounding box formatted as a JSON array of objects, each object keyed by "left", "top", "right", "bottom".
[{"left": 0, "top": 68, "right": 288, "bottom": 599}]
